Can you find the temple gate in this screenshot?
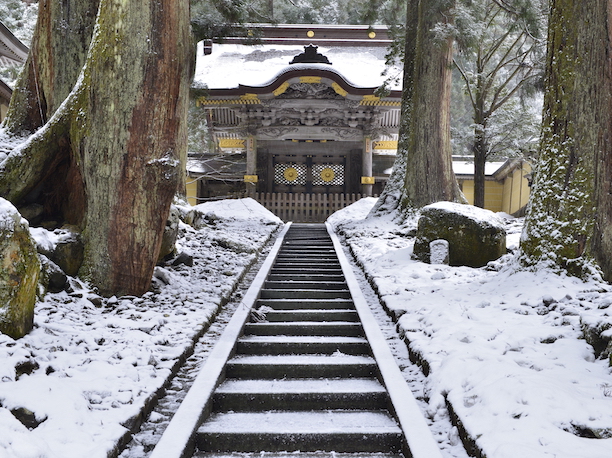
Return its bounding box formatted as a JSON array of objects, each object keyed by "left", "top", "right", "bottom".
[{"left": 190, "top": 25, "right": 402, "bottom": 221}]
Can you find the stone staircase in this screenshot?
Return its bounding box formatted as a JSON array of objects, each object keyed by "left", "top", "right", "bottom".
[{"left": 193, "top": 224, "right": 406, "bottom": 457}]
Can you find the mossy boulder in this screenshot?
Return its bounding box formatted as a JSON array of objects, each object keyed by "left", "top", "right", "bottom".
[
  {"left": 581, "top": 316, "right": 612, "bottom": 360},
  {"left": 51, "top": 228, "right": 84, "bottom": 277},
  {"left": 0, "top": 198, "right": 40, "bottom": 339},
  {"left": 31, "top": 226, "right": 83, "bottom": 277},
  {"left": 39, "top": 256, "right": 68, "bottom": 294},
  {"left": 413, "top": 202, "right": 506, "bottom": 268}
]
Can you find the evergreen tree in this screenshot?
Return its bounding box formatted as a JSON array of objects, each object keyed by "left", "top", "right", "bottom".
[
  {"left": 372, "top": 0, "right": 464, "bottom": 217},
  {"left": 0, "top": 0, "right": 192, "bottom": 296},
  {"left": 520, "top": 0, "right": 612, "bottom": 282},
  {"left": 453, "top": 0, "right": 546, "bottom": 208}
]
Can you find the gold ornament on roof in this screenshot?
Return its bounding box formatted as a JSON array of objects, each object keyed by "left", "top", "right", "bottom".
[
  {"left": 284, "top": 167, "right": 299, "bottom": 182},
  {"left": 320, "top": 167, "right": 335, "bottom": 182}
]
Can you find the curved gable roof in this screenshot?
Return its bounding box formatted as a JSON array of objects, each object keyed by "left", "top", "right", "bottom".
[
  {"left": 193, "top": 42, "right": 402, "bottom": 97},
  {"left": 207, "top": 63, "right": 401, "bottom": 100}
]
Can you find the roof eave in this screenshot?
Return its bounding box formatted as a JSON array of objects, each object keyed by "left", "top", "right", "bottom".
[{"left": 200, "top": 66, "right": 402, "bottom": 100}]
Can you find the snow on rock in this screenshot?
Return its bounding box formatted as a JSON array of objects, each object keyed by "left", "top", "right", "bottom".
[
  {"left": 413, "top": 202, "right": 506, "bottom": 268},
  {"left": 426, "top": 201, "right": 503, "bottom": 225},
  {"left": 0, "top": 198, "right": 40, "bottom": 339},
  {"left": 330, "top": 198, "right": 612, "bottom": 458},
  {"left": 0, "top": 197, "right": 25, "bottom": 232},
  {"left": 0, "top": 198, "right": 282, "bottom": 458}
]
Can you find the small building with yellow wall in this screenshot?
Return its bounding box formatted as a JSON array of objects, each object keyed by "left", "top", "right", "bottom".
[{"left": 453, "top": 158, "right": 532, "bottom": 216}]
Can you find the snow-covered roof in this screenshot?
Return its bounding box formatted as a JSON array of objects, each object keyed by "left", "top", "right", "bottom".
[
  {"left": 0, "top": 21, "right": 28, "bottom": 66},
  {"left": 193, "top": 42, "right": 402, "bottom": 91},
  {"left": 452, "top": 160, "right": 508, "bottom": 177}
]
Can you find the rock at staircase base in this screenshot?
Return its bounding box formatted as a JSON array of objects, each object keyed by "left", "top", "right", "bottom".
[
  {"left": 0, "top": 198, "right": 40, "bottom": 339},
  {"left": 413, "top": 202, "right": 506, "bottom": 268}
]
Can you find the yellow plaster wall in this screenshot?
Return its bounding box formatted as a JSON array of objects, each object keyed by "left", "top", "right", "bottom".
[
  {"left": 501, "top": 162, "right": 531, "bottom": 215},
  {"left": 186, "top": 178, "right": 198, "bottom": 206},
  {"left": 460, "top": 179, "right": 474, "bottom": 204},
  {"left": 459, "top": 180, "right": 503, "bottom": 212},
  {"left": 460, "top": 162, "right": 531, "bottom": 216},
  {"left": 484, "top": 181, "right": 504, "bottom": 212}
]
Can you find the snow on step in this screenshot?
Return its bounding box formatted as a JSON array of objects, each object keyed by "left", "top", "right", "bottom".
[
  {"left": 228, "top": 354, "right": 375, "bottom": 365},
  {"left": 193, "top": 453, "right": 403, "bottom": 458},
  {"left": 238, "top": 335, "right": 368, "bottom": 343},
  {"left": 226, "top": 354, "right": 377, "bottom": 378},
  {"left": 196, "top": 411, "right": 404, "bottom": 453},
  {"left": 243, "top": 321, "right": 364, "bottom": 337},
  {"left": 215, "top": 378, "right": 386, "bottom": 394},
  {"left": 236, "top": 335, "right": 370, "bottom": 355},
  {"left": 198, "top": 410, "right": 400, "bottom": 434}
]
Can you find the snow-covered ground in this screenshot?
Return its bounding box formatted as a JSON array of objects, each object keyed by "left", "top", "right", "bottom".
[
  {"left": 0, "top": 198, "right": 283, "bottom": 458},
  {"left": 2, "top": 196, "right": 612, "bottom": 458},
  {"left": 329, "top": 198, "right": 612, "bottom": 458}
]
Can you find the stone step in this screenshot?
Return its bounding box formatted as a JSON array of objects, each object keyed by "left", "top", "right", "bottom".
[
  {"left": 264, "top": 281, "right": 348, "bottom": 290},
  {"left": 281, "top": 244, "right": 334, "bottom": 249},
  {"left": 256, "top": 298, "right": 355, "bottom": 310},
  {"left": 272, "top": 266, "right": 343, "bottom": 272},
  {"left": 194, "top": 452, "right": 404, "bottom": 458},
  {"left": 275, "top": 256, "right": 340, "bottom": 262},
  {"left": 282, "top": 233, "right": 330, "bottom": 237},
  {"left": 264, "top": 280, "right": 348, "bottom": 290},
  {"left": 243, "top": 322, "right": 364, "bottom": 337},
  {"left": 196, "top": 410, "right": 403, "bottom": 453},
  {"left": 275, "top": 253, "right": 338, "bottom": 258},
  {"left": 280, "top": 248, "right": 334, "bottom": 252},
  {"left": 225, "top": 354, "right": 377, "bottom": 378},
  {"left": 269, "top": 268, "right": 344, "bottom": 276},
  {"left": 277, "top": 251, "right": 336, "bottom": 256},
  {"left": 272, "top": 263, "right": 342, "bottom": 270},
  {"left": 267, "top": 273, "right": 346, "bottom": 282},
  {"left": 213, "top": 378, "right": 388, "bottom": 411},
  {"left": 278, "top": 247, "right": 335, "bottom": 252},
  {"left": 259, "top": 289, "right": 351, "bottom": 299},
  {"left": 236, "top": 335, "right": 370, "bottom": 355},
  {"left": 255, "top": 309, "right": 359, "bottom": 322}
]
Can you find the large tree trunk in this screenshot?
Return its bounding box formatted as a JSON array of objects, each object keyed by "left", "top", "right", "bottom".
[
  {"left": 78, "top": 0, "right": 191, "bottom": 295},
  {"left": 370, "top": 0, "right": 463, "bottom": 216},
  {"left": 592, "top": 4, "right": 612, "bottom": 282},
  {"left": 3, "top": 0, "right": 100, "bottom": 134},
  {"left": 369, "top": 0, "right": 418, "bottom": 216},
  {"left": 402, "top": 0, "right": 463, "bottom": 209},
  {"left": 520, "top": 0, "right": 612, "bottom": 280},
  {"left": 0, "top": 0, "right": 192, "bottom": 296},
  {"left": 472, "top": 123, "right": 487, "bottom": 209}
]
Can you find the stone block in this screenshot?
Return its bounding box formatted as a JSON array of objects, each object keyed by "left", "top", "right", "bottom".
[
  {"left": 413, "top": 202, "right": 506, "bottom": 268},
  {"left": 0, "top": 199, "right": 40, "bottom": 339}
]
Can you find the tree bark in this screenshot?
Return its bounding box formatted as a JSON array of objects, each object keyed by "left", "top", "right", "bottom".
[
  {"left": 78, "top": 0, "right": 191, "bottom": 296},
  {"left": 0, "top": 0, "right": 192, "bottom": 296},
  {"left": 472, "top": 122, "right": 487, "bottom": 209},
  {"left": 369, "top": 0, "right": 418, "bottom": 216},
  {"left": 402, "top": 0, "right": 464, "bottom": 209},
  {"left": 370, "top": 0, "right": 464, "bottom": 216},
  {"left": 592, "top": 1, "right": 612, "bottom": 282},
  {"left": 3, "top": 0, "right": 100, "bottom": 134},
  {"left": 520, "top": 0, "right": 612, "bottom": 280}
]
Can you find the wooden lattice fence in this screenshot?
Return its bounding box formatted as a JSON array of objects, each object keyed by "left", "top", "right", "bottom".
[{"left": 254, "top": 193, "right": 373, "bottom": 223}]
